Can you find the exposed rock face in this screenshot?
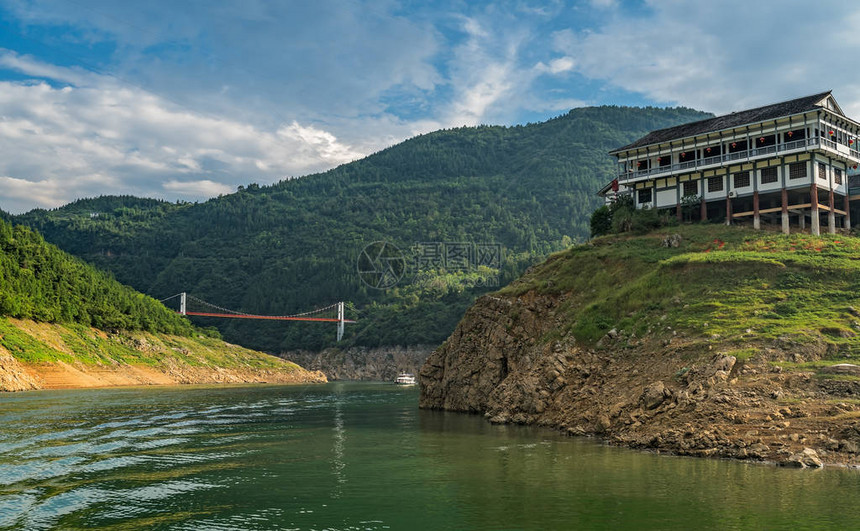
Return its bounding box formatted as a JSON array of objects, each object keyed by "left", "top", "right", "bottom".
[
  {"left": 282, "top": 345, "right": 433, "bottom": 381},
  {"left": 0, "top": 348, "right": 41, "bottom": 391},
  {"left": 420, "top": 294, "right": 860, "bottom": 467}
]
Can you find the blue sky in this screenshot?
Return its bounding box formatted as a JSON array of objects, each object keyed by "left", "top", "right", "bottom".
[{"left": 1, "top": 0, "right": 859, "bottom": 213}]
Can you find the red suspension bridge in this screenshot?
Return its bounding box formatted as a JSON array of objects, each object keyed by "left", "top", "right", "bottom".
[{"left": 160, "top": 293, "right": 356, "bottom": 341}]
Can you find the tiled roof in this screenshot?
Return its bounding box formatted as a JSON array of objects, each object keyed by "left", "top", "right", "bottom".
[{"left": 611, "top": 91, "right": 833, "bottom": 153}]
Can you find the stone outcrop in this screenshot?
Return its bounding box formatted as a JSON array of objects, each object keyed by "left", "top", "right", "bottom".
[{"left": 420, "top": 293, "right": 860, "bottom": 467}]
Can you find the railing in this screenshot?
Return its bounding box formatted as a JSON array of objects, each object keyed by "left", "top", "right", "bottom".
[{"left": 621, "top": 136, "right": 858, "bottom": 181}]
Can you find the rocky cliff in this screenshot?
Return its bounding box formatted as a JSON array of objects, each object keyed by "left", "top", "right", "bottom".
[
  {"left": 282, "top": 345, "right": 433, "bottom": 381},
  {"left": 421, "top": 226, "right": 860, "bottom": 467}
]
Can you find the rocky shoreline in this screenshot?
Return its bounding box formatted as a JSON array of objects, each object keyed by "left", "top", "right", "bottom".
[
  {"left": 281, "top": 345, "right": 433, "bottom": 381},
  {"left": 420, "top": 294, "right": 860, "bottom": 468}
]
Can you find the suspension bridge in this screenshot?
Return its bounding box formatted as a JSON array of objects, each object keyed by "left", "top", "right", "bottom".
[{"left": 160, "top": 293, "right": 356, "bottom": 341}]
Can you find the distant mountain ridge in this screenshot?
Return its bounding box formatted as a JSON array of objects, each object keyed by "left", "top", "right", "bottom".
[{"left": 13, "top": 105, "right": 712, "bottom": 353}]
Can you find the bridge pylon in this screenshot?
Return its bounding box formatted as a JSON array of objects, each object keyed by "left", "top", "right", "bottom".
[
  {"left": 180, "top": 292, "right": 186, "bottom": 315},
  {"left": 337, "top": 301, "right": 345, "bottom": 342}
]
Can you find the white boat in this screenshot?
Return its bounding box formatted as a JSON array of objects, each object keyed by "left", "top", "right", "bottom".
[{"left": 394, "top": 373, "right": 416, "bottom": 385}]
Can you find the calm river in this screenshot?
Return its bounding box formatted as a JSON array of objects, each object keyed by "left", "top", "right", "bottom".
[{"left": 1, "top": 382, "right": 859, "bottom": 530}]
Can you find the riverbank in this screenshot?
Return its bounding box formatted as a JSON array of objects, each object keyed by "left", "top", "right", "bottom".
[
  {"left": 420, "top": 225, "right": 860, "bottom": 467},
  {"left": 281, "top": 345, "right": 433, "bottom": 381},
  {"left": 0, "top": 317, "right": 326, "bottom": 391}
]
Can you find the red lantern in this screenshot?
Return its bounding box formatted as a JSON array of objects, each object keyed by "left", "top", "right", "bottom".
[
  {"left": 829, "top": 130, "right": 835, "bottom": 136},
  {"left": 855, "top": 164, "right": 858, "bottom": 170},
  {"left": 850, "top": 139, "right": 855, "bottom": 145},
  {"left": 787, "top": 131, "right": 793, "bottom": 137},
  {"left": 731, "top": 142, "right": 737, "bottom": 148},
  {"left": 706, "top": 147, "right": 711, "bottom": 153},
  {"left": 680, "top": 152, "right": 686, "bottom": 159},
  {"left": 759, "top": 137, "right": 765, "bottom": 143}
]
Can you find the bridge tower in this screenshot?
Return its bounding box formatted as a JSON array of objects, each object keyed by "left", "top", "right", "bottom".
[
  {"left": 337, "top": 301, "right": 345, "bottom": 342},
  {"left": 180, "top": 292, "right": 186, "bottom": 315}
]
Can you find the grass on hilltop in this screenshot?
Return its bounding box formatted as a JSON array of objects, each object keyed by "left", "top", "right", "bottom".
[{"left": 500, "top": 223, "right": 860, "bottom": 362}]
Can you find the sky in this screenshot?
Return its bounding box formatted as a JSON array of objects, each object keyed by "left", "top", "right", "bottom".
[{"left": 1, "top": 0, "right": 860, "bottom": 214}]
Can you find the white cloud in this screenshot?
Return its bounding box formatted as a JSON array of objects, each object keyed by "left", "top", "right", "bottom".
[
  {"left": 0, "top": 54, "right": 365, "bottom": 213},
  {"left": 553, "top": 1, "right": 860, "bottom": 115},
  {"left": 162, "top": 179, "right": 232, "bottom": 197}
]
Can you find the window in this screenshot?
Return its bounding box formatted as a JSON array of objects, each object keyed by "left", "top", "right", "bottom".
[
  {"left": 683, "top": 181, "right": 697, "bottom": 197},
  {"left": 761, "top": 167, "right": 778, "bottom": 184},
  {"left": 789, "top": 162, "right": 806, "bottom": 179},
  {"left": 728, "top": 140, "right": 748, "bottom": 153},
  {"left": 708, "top": 176, "right": 724, "bottom": 193},
  {"left": 733, "top": 171, "right": 750, "bottom": 188},
  {"left": 702, "top": 145, "right": 721, "bottom": 158},
  {"left": 658, "top": 155, "right": 671, "bottom": 167},
  {"left": 819, "top": 162, "right": 827, "bottom": 181},
  {"left": 679, "top": 150, "right": 696, "bottom": 162},
  {"left": 835, "top": 168, "right": 843, "bottom": 185},
  {"left": 636, "top": 159, "right": 650, "bottom": 171},
  {"left": 638, "top": 188, "right": 652, "bottom": 204},
  {"left": 756, "top": 135, "right": 776, "bottom": 147},
  {"left": 784, "top": 129, "right": 805, "bottom": 142}
]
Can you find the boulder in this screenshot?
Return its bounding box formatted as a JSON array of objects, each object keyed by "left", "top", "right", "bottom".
[
  {"left": 661, "top": 234, "right": 683, "bottom": 248},
  {"left": 642, "top": 381, "right": 669, "bottom": 410},
  {"left": 784, "top": 448, "right": 823, "bottom": 468}
]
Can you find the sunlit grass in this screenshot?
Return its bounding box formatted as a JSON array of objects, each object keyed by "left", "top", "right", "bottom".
[{"left": 497, "top": 224, "right": 860, "bottom": 362}]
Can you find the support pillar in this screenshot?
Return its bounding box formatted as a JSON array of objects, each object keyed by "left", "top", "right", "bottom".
[
  {"left": 753, "top": 191, "right": 760, "bottom": 230},
  {"left": 810, "top": 182, "right": 820, "bottom": 236},
  {"left": 676, "top": 202, "right": 682, "bottom": 222},
  {"left": 180, "top": 292, "right": 186, "bottom": 315},
  {"left": 337, "top": 301, "right": 345, "bottom": 342},
  {"left": 781, "top": 188, "right": 789, "bottom": 234},
  {"left": 700, "top": 198, "right": 707, "bottom": 222},
  {"left": 828, "top": 189, "right": 836, "bottom": 234},
  {"left": 845, "top": 193, "right": 851, "bottom": 230},
  {"left": 800, "top": 213, "right": 806, "bottom": 230},
  {"left": 725, "top": 195, "right": 732, "bottom": 226}
]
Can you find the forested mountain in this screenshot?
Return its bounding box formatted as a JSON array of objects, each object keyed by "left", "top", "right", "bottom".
[
  {"left": 0, "top": 218, "right": 192, "bottom": 335},
  {"left": 14, "top": 106, "right": 711, "bottom": 352}
]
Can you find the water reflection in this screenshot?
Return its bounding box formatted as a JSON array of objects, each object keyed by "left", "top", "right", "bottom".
[{"left": 0, "top": 383, "right": 858, "bottom": 530}]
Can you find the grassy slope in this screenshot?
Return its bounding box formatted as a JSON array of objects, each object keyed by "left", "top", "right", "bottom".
[
  {"left": 0, "top": 219, "right": 318, "bottom": 388},
  {"left": 502, "top": 224, "right": 860, "bottom": 370},
  {"left": 0, "top": 317, "right": 302, "bottom": 371}
]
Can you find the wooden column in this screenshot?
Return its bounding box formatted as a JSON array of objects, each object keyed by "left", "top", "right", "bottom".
[
  {"left": 810, "top": 181, "right": 820, "bottom": 236},
  {"left": 725, "top": 195, "right": 732, "bottom": 226},
  {"left": 676, "top": 202, "right": 682, "bottom": 222},
  {"left": 753, "top": 190, "right": 760, "bottom": 230},
  {"left": 828, "top": 189, "right": 836, "bottom": 234},
  {"left": 781, "top": 187, "right": 790, "bottom": 234},
  {"left": 845, "top": 193, "right": 851, "bottom": 230},
  {"left": 701, "top": 197, "right": 707, "bottom": 222}
]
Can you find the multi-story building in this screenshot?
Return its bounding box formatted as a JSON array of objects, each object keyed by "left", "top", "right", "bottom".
[{"left": 600, "top": 91, "right": 860, "bottom": 234}]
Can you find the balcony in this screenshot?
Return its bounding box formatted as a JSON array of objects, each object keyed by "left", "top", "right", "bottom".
[{"left": 620, "top": 137, "right": 860, "bottom": 182}]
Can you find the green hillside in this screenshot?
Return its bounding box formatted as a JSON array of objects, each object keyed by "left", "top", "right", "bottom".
[
  {"left": 0, "top": 217, "right": 321, "bottom": 390},
  {"left": 14, "top": 106, "right": 710, "bottom": 352},
  {"left": 0, "top": 218, "right": 192, "bottom": 335},
  {"left": 502, "top": 224, "right": 860, "bottom": 354}
]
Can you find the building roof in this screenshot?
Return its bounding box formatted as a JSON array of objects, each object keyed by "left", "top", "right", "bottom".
[{"left": 611, "top": 91, "right": 835, "bottom": 153}]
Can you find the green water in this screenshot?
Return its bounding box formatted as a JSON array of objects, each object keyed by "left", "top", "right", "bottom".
[{"left": 0, "top": 382, "right": 859, "bottom": 530}]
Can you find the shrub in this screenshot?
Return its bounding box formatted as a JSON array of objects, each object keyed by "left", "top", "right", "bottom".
[{"left": 590, "top": 205, "right": 612, "bottom": 237}]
